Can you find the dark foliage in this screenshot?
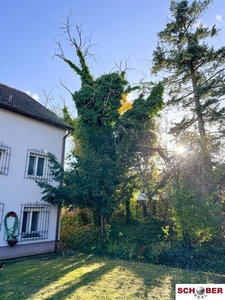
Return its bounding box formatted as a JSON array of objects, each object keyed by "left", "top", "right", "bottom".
[{"left": 159, "top": 246, "right": 225, "bottom": 273}]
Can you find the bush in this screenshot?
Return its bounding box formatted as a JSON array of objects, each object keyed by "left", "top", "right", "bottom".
[
  {"left": 60, "top": 224, "right": 105, "bottom": 254},
  {"left": 191, "top": 247, "right": 225, "bottom": 273},
  {"left": 106, "top": 239, "right": 138, "bottom": 260},
  {"left": 158, "top": 246, "right": 225, "bottom": 273},
  {"left": 59, "top": 212, "right": 105, "bottom": 254},
  {"left": 60, "top": 212, "right": 225, "bottom": 273},
  {"left": 60, "top": 214, "right": 169, "bottom": 260},
  {"left": 138, "top": 241, "right": 172, "bottom": 264},
  {"left": 105, "top": 218, "right": 169, "bottom": 262},
  {"left": 159, "top": 248, "right": 196, "bottom": 270},
  {"left": 107, "top": 218, "right": 166, "bottom": 245}
]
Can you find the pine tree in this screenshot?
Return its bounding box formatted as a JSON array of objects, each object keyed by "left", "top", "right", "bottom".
[{"left": 152, "top": 0, "right": 225, "bottom": 138}]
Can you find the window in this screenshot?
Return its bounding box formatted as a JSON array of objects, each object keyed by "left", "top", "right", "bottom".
[
  {"left": 0, "top": 143, "right": 11, "bottom": 175},
  {"left": 24, "top": 149, "right": 52, "bottom": 181},
  {"left": 19, "top": 203, "right": 50, "bottom": 240},
  {"left": 28, "top": 155, "right": 45, "bottom": 176},
  {"left": 0, "top": 202, "right": 4, "bottom": 231}
]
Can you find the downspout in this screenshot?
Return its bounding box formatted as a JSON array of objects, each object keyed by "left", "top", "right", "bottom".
[{"left": 55, "top": 129, "right": 71, "bottom": 252}]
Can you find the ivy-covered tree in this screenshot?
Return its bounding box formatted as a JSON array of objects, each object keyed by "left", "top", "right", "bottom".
[
  {"left": 38, "top": 18, "right": 164, "bottom": 236},
  {"left": 152, "top": 0, "right": 225, "bottom": 138}
]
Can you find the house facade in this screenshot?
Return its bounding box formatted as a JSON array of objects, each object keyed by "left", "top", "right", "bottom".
[{"left": 0, "top": 83, "right": 71, "bottom": 259}]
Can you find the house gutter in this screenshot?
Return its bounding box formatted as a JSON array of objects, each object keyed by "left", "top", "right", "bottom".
[{"left": 55, "top": 129, "right": 72, "bottom": 252}]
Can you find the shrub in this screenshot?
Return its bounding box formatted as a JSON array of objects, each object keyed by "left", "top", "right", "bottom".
[
  {"left": 191, "top": 247, "right": 225, "bottom": 273},
  {"left": 105, "top": 218, "right": 169, "bottom": 262},
  {"left": 60, "top": 212, "right": 225, "bottom": 273},
  {"left": 59, "top": 212, "right": 104, "bottom": 254},
  {"left": 106, "top": 239, "right": 138, "bottom": 260},
  {"left": 158, "top": 246, "right": 225, "bottom": 273},
  {"left": 60, "top": 224, "right": 104, "bottom": 253},
  {"left": 138, "top": 241, "right": 173, "bottom": 264},
  {"left": 159, "top": 248, "right": 196, "bottom": 270}
]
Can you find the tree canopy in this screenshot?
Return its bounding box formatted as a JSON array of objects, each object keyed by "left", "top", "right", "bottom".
[
  {"left": 152, "top": 0, "right": 225, "bottom": 138},
  {"left": 151, "top": 0, "right": 225, "bottom": 247},
  {"left": 38, "top": 20, "right": 164, "bottom": 232},
  {"left": 36, "top": 2, "right": 225, "bottom": 248}
]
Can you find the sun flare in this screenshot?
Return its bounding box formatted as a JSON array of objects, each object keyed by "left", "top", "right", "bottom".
[{"left": 176, "top": 145, "right": 186, "bottom": 154}]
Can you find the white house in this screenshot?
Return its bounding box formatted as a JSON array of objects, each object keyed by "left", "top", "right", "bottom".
[{"left": 0, "top": 83, "right": 71, "bottom": 259}]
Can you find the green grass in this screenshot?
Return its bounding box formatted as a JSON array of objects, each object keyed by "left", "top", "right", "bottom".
[{"left": 0, "top": 253, "right": 224, "bottom": 300}]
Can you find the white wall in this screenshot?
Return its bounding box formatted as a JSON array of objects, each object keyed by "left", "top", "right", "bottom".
[{"left": 0, "top": 108, "right": 66, "bottom": 247}]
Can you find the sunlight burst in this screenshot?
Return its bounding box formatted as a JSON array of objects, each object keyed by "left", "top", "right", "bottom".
[{"left": 176, "top": 145, "right": 186, "bottom": 155}]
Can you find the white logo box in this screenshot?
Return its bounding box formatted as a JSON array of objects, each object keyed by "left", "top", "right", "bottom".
[{"left": 175, "top": 284, "right": 225, "bottom": 299}]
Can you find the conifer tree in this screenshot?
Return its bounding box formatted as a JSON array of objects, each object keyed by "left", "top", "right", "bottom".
[{"left": 152, "top": 0, "right": 225, "bottom": 138}]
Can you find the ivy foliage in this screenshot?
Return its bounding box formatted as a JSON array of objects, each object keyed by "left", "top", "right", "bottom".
[{"left": 38, "top": 27, "right": 164, "bottom": 223}]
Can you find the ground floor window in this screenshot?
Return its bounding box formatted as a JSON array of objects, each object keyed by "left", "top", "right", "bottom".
[
  {"left": 0, "top": 202, "right": 4, "bottom": 231},
  {"left": 19, "top": 203, "right": 50, "bottom": 240}
]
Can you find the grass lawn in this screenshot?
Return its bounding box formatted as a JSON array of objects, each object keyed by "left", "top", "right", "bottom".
[{"left": 0, "top": 253, "right": 224, "bottom": 300}]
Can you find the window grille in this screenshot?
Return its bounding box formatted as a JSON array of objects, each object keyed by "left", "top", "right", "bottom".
[
  {"left": 24, "top": 149, "right": 52, "bottom": 181},
  {"left": 19, "top": 202, "right": 50, "bottom": 241},
  {"left": 0, "top": 143, "right": 11, "bottom": 175},
  {"left": 0, "top": 202, "right": 4, "bottom": 231}
]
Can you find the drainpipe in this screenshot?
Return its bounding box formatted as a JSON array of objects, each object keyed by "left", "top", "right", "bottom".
[{"left": 55, "top": 129, "right": 71, "bottom": 252}]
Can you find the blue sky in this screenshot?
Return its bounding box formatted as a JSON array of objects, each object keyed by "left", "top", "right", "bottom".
[{"left": 1, "top": 0, "right": 225, "bottom": 116}]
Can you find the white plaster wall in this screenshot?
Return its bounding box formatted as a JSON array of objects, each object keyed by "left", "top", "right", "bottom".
[{"left": 0, "top": 108, "right": 66, "bottom": 248}]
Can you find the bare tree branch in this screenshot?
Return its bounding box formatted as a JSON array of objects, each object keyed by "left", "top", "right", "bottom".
[
  {"left": 42, "top": 89, "right": 54, "bottom": 107},
  {"left": 55, "top": 12, "right": 98, "bottom": 62},
  {"left": 60, "top": 79, "right": 73, "bottom": 95},
  {"left": 110, "top": 57, "right": 133, "bottom": 76}
]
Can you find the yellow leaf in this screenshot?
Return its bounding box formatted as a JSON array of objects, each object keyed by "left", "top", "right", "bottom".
[{"left": 118, "top": 93, "right": 132, "bottom": 114}]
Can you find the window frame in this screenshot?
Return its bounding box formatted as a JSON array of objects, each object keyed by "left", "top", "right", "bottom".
[
  {"left": 19, "top": 202, "right": 50, "bottom": 241},
  {"left": 24, "top": 149, "right": 52, "bottom": 181},
  {"left": 0, "top": 143, "right": 11, "bottom": 175},
  {"left": 0, "top": 202, "right": 4, "bottom": 231}
]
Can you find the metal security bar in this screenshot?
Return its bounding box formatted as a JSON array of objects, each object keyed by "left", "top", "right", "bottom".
[
  {"left": 0, "top": 143, "right": 11, "bottom": 175},
  {"left": 24, "top": 149, "right": 52, "bottom": 181},
  {"left": 0, "top": 202, "right": 4, "bottom": 231},
  {"left": 19, "top": 202, "right": 50, "bottom": 241}
]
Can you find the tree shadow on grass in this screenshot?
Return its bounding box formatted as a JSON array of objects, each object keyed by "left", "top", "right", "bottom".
[
  {"left": 43, "top": 260, "right": 119, "bottom": 300},
  {"left": 1, "top": 253, "right": 225, "bottom": 300},
  {"left": 38, "top": 256, "right": 225, "bottom": 300},
  {"left": 124, "top": 260, "right": 225, "bottom": 299},
  {"left": 0, "top": 253, "right": 95, "bottom": 299}
]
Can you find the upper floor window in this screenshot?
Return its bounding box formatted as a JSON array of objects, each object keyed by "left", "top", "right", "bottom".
[
  {"left": 24, "top": 149, "right": 52, "bottom": 181},
  {"left": 0, "top": 142, "right": 11, "bottom": 175}
]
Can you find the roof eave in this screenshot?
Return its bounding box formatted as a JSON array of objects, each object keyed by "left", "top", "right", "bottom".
[{"left": 0, "top": 104, "right": 73, "bottom": 130}]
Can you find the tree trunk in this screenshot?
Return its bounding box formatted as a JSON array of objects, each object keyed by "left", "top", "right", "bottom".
[
  {"left": 190, "top": 65, "right": 206, "bottom": 137},
  {"left": 182, "top": 231, "right": 193, "bottom": 250},
  {"left": 100, "top": 213, "right": 106, "bottom": 240},
  {"left": 190, "top": 65, "right": 213, "bottom": 185},
  {"left": 125, "top": 199, "right": 131, "bottom": 224}
]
